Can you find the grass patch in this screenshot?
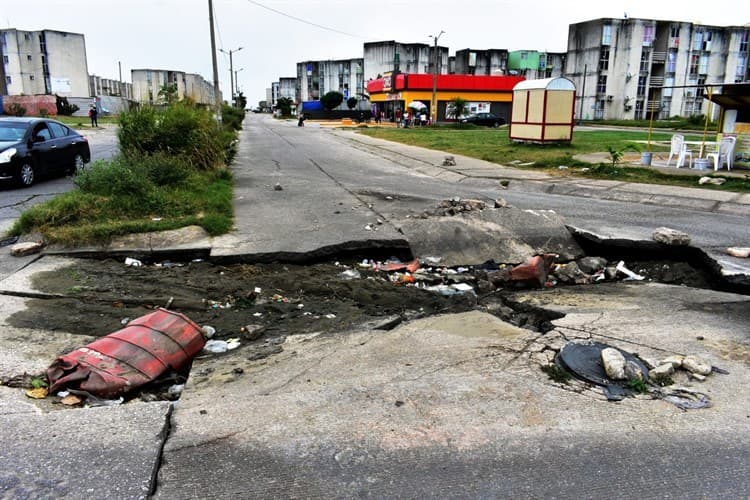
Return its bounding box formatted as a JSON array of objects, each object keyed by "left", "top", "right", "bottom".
[
  {"left": 541, "top": 363, "right": 571, "bottom": 384},
  {"left": 52, "top": 115, "right": 118, "bottom": 129},
  {"left": 359, "top": 127, "right": 750, "bottom": 192},
  {"left": 10, "top": 167, "right": 233, "bottom": 245}
]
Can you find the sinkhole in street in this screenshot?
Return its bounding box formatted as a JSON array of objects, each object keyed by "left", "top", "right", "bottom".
[{"left": 4, "top": 237, "right": 746, "bottom": 405}]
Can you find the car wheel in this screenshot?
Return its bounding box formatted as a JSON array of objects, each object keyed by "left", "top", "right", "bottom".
[
  {"left": 492, "top": 121, "right": 500, "bottom": 128},
  {"left": 18, "top": 162, "right": 35, "bottom": 187},
  {"left": 72, "top": 153, "right": 86, "bottom": 175}
]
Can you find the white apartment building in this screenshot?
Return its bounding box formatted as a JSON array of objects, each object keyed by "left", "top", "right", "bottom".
[
  {"left": 0, "top": 28, "right": 89, "bottom": 96},
  {"left": 566, "top": 18, "right": 750, "bottom": 120},
  {"left": 296, "top": 58, "right": 364, "bottom": 102},
  {"left": 131, "top": 69, "right": 217, "bottom": 105},
  {"left": 363, "top": 40, "right": 449, "bottom": 82}
]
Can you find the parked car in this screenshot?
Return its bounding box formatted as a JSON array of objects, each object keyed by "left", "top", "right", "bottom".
[
  {"left": 459, "top": 112, "right": 506, "bottom": 127},
  {"left": 0, "top": 117, "right": 90, "bottom": 187}
]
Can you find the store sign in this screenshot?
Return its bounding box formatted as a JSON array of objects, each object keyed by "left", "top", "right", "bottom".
[
  {"left": 386, "top": 92, "right": 402, "bottom": 101},
  {"left": 383, "top": 72, "right": 392, "bottom": 92}
]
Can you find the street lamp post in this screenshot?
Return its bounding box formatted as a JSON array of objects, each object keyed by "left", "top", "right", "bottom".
[
  {"left": 219, "top": 46, "right": 243, "bottom": 106},
  {"left": 429, "top": 30, "right": 445, "bottom": 125},
  {"left": 234, "top": 68, "right": 244, "bottom": 105}
]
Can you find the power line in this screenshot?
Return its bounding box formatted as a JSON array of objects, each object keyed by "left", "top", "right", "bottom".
[{"left": 245, "top": 0, "right": 362, "bottom": 39}]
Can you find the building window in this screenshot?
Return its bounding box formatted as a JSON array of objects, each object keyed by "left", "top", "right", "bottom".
[
  {"left": 637, "top": 76, "right": 647, "bottom": 97},
  {"left": 2, "top": 55, "right": 8, "bottom": 64},
  {"left": 594, "top": 99, "right": 605, "bottom": 119},
  {"left": 29, "top": 75, "right": 34, "bottom": 80},
  {"left": 639, "top": 49, "right": 651, "bottom": 72},
  {"left": 643, "top": 25, "right": 655, "bottom": 46},
  {"left": 27, "top": 55, "right": 32, "bottom": 61},
  {"left": 702, "top": 31, "right": 712, "bottom": 51},
  {"left": 689, "top": 54, "right": 699, "bottom": 76},
  {"left": 698, "top": 54, "right": 708, "bottom": 74},
  {"left": 666, "top": 51, "right": 677, "bottom": 73},
  {"left": 740, "top": 31, "right": 749, "bottom": 52},
  {"left": 696, "top": 77, "right": 706, "bottom": 97},
  {"left": 596, "top": 75, "right": 607, "bottom": 94},
  {"left": 24, "top": 33, "right": 31, "bottom": 40},
  {"left": 598, "top": 47, "right": 610, "bottom": 71},
  {"left": 602, "top": 24, "right": 612, "bottom": 46},
  {"left": 5, "top": 75, "right": 10, "bottom": 84},
  {"left": 736, "top": 54, "right": 747, "bottom": 82},
  {"left": 692, "top": 30, "right": 703, "bottom": 51},
  {"left": 670, "top": 25, "right": 680, "bottom": 39},
  {"left": 634, "top": 100, "right": 644, "bottom": 120}
]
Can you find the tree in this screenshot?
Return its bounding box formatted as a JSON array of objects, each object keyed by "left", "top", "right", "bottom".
[
  {"left": 55, "top": 94, "right": 79, "bottom": 116},
  {"left": 158, "top": 84, "right": 179, "bottom": 104},
  {"left": 320, "top": 91, "right": 344, "bottom": 111},
  {"left": 235, "top": 91, "right": 247, "bottom": 110},
  {"left": 276, "top": 97, "right": 293, "bottom": 116},
  {"left": 346, "top": 97, "right": 358, "bottom": 110},
  {"left": 447, "top": 96, "right": 469, "bottom": 121}
]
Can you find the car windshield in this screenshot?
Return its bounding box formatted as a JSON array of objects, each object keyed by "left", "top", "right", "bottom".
[{"left": 0, "top": 123, "right": 27, "bottom": 142}]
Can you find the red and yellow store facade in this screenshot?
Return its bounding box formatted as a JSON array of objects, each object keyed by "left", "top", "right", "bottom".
[{"left": 366, "top": 73, "right": 525, "bottom": 123}]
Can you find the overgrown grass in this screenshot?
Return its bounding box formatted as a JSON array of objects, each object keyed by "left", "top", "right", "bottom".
[
  {"left": 10, "top": 102, "right": 237, "bottom": 245},
  {"left": 11, "top": 166, "right": 233, "bottom": 245},
  {"left": 52, "top": 115, "right": 118, "bottom": 129},
  {"left": 359, "top": 127, "right": 750, "bottom": 192},
  {"left": 585, "top": 115, "right": 718, "bottom": 131}
]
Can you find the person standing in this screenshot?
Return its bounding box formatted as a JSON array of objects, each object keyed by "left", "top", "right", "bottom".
[{"left": 89, "top": 105, "right": 99, "bottom": 127}]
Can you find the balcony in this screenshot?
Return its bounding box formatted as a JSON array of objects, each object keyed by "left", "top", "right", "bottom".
[
  {"left": 651, "top": 51, "right": 666, "bottom": 63},
  {"left": 649, "top": 76, "right": 665, "bottom": 87}
]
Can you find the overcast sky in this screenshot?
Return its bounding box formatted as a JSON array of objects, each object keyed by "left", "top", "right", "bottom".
[{"left": 5, "top": 0, "right": 750, "bottom": 105}]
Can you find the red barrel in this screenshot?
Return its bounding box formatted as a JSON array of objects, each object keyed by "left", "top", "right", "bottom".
[{"left": 47, "top": 308, "right": 206, "bottom": 399}]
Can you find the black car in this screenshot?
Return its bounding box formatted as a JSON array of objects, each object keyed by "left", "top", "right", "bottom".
[
  {"left": 459, "top": 112, "right": 506, "bottom": 127},
  {"left": 0, "top": 117, "right": 91, "bottom": 187}
]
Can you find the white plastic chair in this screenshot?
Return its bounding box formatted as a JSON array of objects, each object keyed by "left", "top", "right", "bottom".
[
  {"left": 666, "top": 134, "right": 692, "bottom": 168},
  {"left": 706, "top": 136, "right": 736, "bottom": 171}
]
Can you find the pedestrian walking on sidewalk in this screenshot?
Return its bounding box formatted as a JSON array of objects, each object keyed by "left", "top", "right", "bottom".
[{"left": 88, "top": 105, "right": 98, "bottom": 128}]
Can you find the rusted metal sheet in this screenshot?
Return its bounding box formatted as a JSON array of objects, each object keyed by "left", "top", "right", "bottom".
[{"left": 47, "top": 308, "right": 206, "bottom": 399}]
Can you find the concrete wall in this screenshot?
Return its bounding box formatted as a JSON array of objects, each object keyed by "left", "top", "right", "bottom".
[{"left": 1, "top": 95, "right": 57, "bottom": 116}]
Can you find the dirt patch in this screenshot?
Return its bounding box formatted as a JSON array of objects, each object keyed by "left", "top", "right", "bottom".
[{"left": 10, "top": 259, "right": 476, "bottom": 347}]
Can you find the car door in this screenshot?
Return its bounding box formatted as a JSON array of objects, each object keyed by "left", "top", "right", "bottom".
[
  {"left": 27, "top": 122, "right": 58, "bottom": 175},
  {"left": 47, "top": 121, "right": 75, "bottom": 170}
]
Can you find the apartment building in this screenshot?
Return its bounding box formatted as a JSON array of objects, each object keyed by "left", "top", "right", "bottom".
[
  {"left": 508, "top": 50, "right": 566, "bottom": 79},
  {"left": 453, "top": 48, "right": 509, "bottom": 76},
  {"left": 566, "top": 17, "right": 750, "bottom": 120},
  {"left": 89, "top": 75, "right": 132, "bottom": 100},
  {"left": 131, "top": 69, "right": 217, "bottom": 105},
  {"left": 0, "top": 28, "right": 89, "bottom": 96},
  {"left": 363, "top": 41, "right": 449, "bottom": 82},
  {"left": 296, "top": 58, "right": 364, "bottom": 102}
]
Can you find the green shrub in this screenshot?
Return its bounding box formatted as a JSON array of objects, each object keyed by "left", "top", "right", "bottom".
[
  {"left": 117, "top": 102, "right": 227, "bottom": 170},
  {"left": 7, "top": 103, "right": 26, "bottom": 116},
  {"left": 221, "top": 104, "right": 245, "bottom": 131},
  {"left": 55, "top": 95, "right": 80, "bottom": 116}
]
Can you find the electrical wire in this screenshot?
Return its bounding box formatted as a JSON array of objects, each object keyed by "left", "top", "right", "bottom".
[{"left": 245, "top": 0, "right": 363, "bottom": 39}]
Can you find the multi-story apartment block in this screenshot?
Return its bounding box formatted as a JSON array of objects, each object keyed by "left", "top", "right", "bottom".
[
  {"left": 363, "top": 41, "right": 449, "bottom": 82},
  {"left": 296, "top": 58, "right": 364, "bottom": 102},
  {"left": 279, "top": 77, "right": 296, "bottom": 102},
  {"left": 453, "top": 48, "right": 509, "bottom": 76},
  {"left": 131, "top": 69, "right": 217, "bottom": 105},
  {"left": 508, "top": 50, "right": 566, "bottom": 79},
  {"left": 89, "top": 75, "right": 132, "bottom": 99},
  {"left": 566, "top": 17, "right": 750, "bottom": 120},
  {"left": 0, "top": 28, "right": 89, "bottom": 96}
]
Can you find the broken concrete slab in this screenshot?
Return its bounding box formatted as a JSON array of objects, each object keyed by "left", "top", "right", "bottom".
[
  {"left": 653, "top": 227, "right": 691, "bottom": 246},
  {"left": 394, "top": 207, "right": 583, "bottom": 267},
  {"left": 0, "top": 401, "right": 170, "bottom": 499}
]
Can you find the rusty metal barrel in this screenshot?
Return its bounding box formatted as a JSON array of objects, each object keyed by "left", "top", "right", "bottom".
[{"left": 47, "top": 308, "right": 206, "bottom": 399}]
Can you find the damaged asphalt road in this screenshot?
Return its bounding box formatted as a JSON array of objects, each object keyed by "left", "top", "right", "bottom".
[{"left": 0, "top": 114, "right": 749, "bottom": 498}]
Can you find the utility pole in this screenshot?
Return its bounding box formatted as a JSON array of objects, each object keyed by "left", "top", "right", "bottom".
[
  {"left": 234, "top": 68, "right": 244, "bottom": 105},
  {"left": 118, "top": 61, "right": 122, "bottom": 97},
  {"left": 429, "top": 31, "right": 444, "bottom": 125},
  {"left": 220, "top": 47, "right": 243, "bottom": 107},
  {"left": 208, "top": 0, "right": 221, "bottom": 120}
]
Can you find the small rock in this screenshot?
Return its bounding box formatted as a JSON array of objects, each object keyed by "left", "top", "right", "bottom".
[
  {"left": 639, "top": 356, "right": 659, "bottom": 370},
  {"left": 576, "top": 256, "right": 608, "bottom": 274},
  {"left": 552, "top": 262, "right": 589, "bottom": 285},
  {"left": 661, "top": 355, "right": 684, "bottom": 368},
  {"left": 604, "top": 266, "right": 618, "bottom": 280},
  {"left": 698, "top": 176, "right": 726, "bottom": 185},
  {"left": 601, "top": 347, "right": 626, "bottom": 380},
  {"left": 689, "top": 372, "right": 706, "bottom": 382},
  {"left": 624, "top": 360, "right": 644, "bottom": 381},
  {"left": 494, "top": 197, "right": 507, "bottom": 208},
  {"left": 274, "top": 183, "right": 283, "bottom": 191},
  {"left": 442, "top": 155, "right": 456, "bottom": 166},
  {"left": 10, "top": 241, "right": 43, "bottom": 257},
  {"left": 241, "top": 324, "right": 266, "bottom": 341},
  {"left": 681, "top": 355, "right": 712, "bottom": 376},
  {"left": 202, "top": 325, "right": 216, "bottom": 339},
  {"left": 652, "top": 227, "right": 691, "bottom": 246},
  {"left": 462, "top": 199, "right": 486, "bottom": 211},
  {"left": 726, "top": 247, "right": 750, "bottom": 258},
  {"left": 499, "top": 179, "right": 510, "bottom": 188},
  {"left": 233, "top": 367, "right": 245, "bottom": 375},
  {"left": 649, "top": 363, "right": 675, "bottom": 378},
  {"left": 476, "top": 279, "right": 494, "bottom": 294}
]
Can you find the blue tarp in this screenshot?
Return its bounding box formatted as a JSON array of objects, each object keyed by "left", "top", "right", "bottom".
[{"left": 301, "top": 100, "right": 323, "bottom": 111}]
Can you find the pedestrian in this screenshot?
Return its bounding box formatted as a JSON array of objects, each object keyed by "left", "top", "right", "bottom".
[
  {"left": 395, "top": 108, "right": 402, "bottom": 127},
  {"left": 297, "top": 113, "right": 306, "bottom": 127},
  {"left": 420, "top": 111, "right": 427, "bottom": 126},
  {"left": 403, "top": 110, "right": 410, "bottom": 128},
  {"left": 89, "top": 105, "right": 98, "bottom": 127}
]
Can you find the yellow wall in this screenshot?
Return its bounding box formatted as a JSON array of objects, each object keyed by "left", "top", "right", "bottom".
[
  {"left": 512, "top": 91, "right": 527, "bottom": 119},
  {"left": 512, "top": 124, "right": 543, "bottom": 140},
  {"left": 528, "top": 89, "right": 545, "bottom": 123},
  {"left": 546, "top": 91, "right": 574, "bottom": 123},
  {"left": 544, "top": 125, "right": 573, "bottom": 140}
]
